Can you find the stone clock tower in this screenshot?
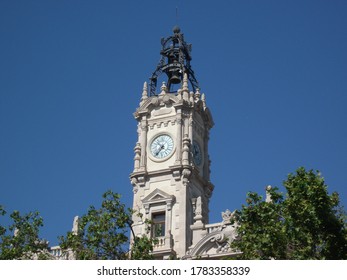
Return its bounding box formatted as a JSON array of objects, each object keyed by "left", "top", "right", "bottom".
[{"left": 130, "top": 27, "right": 214, "bottom": 259}]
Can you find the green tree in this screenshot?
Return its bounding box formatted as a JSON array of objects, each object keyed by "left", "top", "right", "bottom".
[
  {"left": 0, "top": 205, "right": 49, "bottom": 259},
  {"left": 59, "top": 190, "right": 156, "bottom": 260},
  {"left": 231, "top": 167, "right": 347, "bottom": 259}
]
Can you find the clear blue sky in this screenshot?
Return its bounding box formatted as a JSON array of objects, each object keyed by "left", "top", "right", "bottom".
[{"left": 1, "top": 0, "right": 346, "bottom": 245}]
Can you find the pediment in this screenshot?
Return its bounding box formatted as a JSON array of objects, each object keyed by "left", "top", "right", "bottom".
[
  {"left": 135, "top": 94, "right": 180, "bottom": 117},
  {"left": 151, "top": 194, "right": 165, "bottom": 201},
  {"left": 142, "top": 189, "right": 175, "bottom": 205}
]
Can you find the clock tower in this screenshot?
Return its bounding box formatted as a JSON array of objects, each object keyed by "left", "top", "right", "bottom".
[{"left": 130, "top": 27, "right": 214, "bottom": 259}]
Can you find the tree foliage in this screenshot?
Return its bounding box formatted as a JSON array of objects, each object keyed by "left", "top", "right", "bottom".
[
  {"left": 0, "top": 205, "right": 49, "bottom": 259},
  {"left": 231, "top": 167, "right": 347, "bottom": 259},
  {"left": 59, "top": 190, "right": 156, "bottom": 260}
]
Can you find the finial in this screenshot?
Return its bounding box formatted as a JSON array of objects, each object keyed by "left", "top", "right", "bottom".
[
  {"left": 201, "top": 93, "right": 206, "bottom": 108},
  {"left": 265, "top": 185, "right": 272, "bottom": 203},
  {"left": 195, "top": 88, "right": 201, "bottom": 100},
  {"left": 189, "top": 91, "right": 194, "bottom": 103},
  {"left": 177, "top": 88, "right": 182, "bottom": 100},
  {"left": 142, "top": 81, "right": 148, "bottom": 96},
  {"left": 182, "top": 73, "right": 189, "bottom": 101},
  {"left": 160, "top": 81, "right": 167, "bottom": 95},
  {"left": 182, "top": 72, "right": 189, "bottom": 91},
  {"left": 72, "top": 216, "right": 80, "bottom": 235},
  {"left": 140, "top": 81, "right": 148, "bottom": 105},
  {"left": 173, "top": 25, "right": 181, "bottom": 34}
]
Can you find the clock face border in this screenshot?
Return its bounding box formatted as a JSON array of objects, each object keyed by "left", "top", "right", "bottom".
[
  {"left": 148, "top": 133, "right": 176, "bottom": 162},
  {"left": 192, "top": 140, "right": 203, "bottom": 166}
]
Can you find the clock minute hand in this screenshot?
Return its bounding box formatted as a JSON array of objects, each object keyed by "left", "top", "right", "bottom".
[{"left": 155, "top": 144, "right": 165, "bottom": 156}]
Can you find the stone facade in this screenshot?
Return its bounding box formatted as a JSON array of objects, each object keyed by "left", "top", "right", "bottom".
[
  {"left": 128, "top": 28, "right": 241, "bottom": 259},
  {"left": 130, "top": 77, "right": 240, "bottom": 259}
]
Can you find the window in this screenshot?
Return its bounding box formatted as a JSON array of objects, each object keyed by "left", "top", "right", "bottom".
[{"left": 152, "top": 212, "right": 165, "bottom": 237}]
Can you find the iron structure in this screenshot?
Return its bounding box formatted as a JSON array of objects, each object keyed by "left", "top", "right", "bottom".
[{"left": 149, "top": 26, "right": 199, "bottom": 96}]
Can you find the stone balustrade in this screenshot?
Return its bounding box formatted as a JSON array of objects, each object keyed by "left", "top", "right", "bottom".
[{"left": 205, "top": 222, "right": 223, "bottom": 233}]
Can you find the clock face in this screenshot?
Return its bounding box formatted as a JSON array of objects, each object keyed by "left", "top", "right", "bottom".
[
  {"left": 192, "top": 141, "right": 202, "bottom": 166},
  {"left": 150, "top": 134, "right": 174, "bottom": 159}
]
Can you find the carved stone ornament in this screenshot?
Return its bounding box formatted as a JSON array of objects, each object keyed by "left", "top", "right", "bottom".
[
  {"left": 221, "top": 209, "right": 233, "bottom": 224},
  {"left": 151, "top": 97, "right": 160, "bottom": 106},
  {"left": 183, "top": 226, "right": 239, "bottom": 259},
  {"left": 162, "top": 94, "right": 171, "bottom": 104},
  {"left": 195, "top": 196, "right": 202, "bottom": 216},
  {"left": 182, "top": 168, "right": 192, "bottom": 184},
  {"left": 172, "top": 169, "right": 181, "bottom": 181}
]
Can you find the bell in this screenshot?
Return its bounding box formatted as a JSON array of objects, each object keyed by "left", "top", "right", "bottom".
[{"left": 169, "top": 71, "right": 181, "bottom": 84}]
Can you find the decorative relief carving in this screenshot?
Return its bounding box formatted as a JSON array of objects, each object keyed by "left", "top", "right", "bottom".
[
  {"left": 131, "top": 174, "right": 146, "bottom": 191},
  {"left": 147, "top": 118, "right": 176, "bottom": 130},
  {"left": 184, "top": 224, "right": 239, "bottom": 259},
  {"left": 175, "top": 116, "right": 183, "bottom": 125},
  {"left": 130, "top": 177, "right": 139, "bottom": 194},
  {"left": 152, "top": 107, "right": 173, "bottom": 117},
  {"left": 151, "top": 97, "right": 160, "bottom": 107},
  {"left": 172, "top": 170, "right": 181, "bottom": 181},
  {"left": 162, "top": 94, "right": 171, "bottom": 104}
]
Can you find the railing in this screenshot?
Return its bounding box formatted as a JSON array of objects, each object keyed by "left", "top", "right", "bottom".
[
  {"left": 48, "top": 246, "right": 71, "bottom": 260},
  {"left": 155, "top": 236, "right": 166, "bottom": 248},
  {"left": 205, "top": 222, "right": 223, "bottom": 234},
  {"left": 49, "top": 246, "right": 62, "bottom": 257}
]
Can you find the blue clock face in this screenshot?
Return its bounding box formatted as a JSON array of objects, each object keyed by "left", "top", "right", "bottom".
[
  {"left": 150, "top": 134, "right": 174, "bottom": 159},
  {"left": 192, "top": 141, "right": 202, "bottom": 166}
]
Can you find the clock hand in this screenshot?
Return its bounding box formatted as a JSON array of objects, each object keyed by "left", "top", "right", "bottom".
[{"left": 155, "top": 144, "right": 165, "bottom": 156}]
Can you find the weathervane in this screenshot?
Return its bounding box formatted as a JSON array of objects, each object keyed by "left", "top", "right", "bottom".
[{"left": 149, "top": 26, "right": 199, "bottom": 96}]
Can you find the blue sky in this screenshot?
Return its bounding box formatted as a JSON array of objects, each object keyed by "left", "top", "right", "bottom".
[{"left": 1, "top": 0, "right": 346, "bottom": 245}]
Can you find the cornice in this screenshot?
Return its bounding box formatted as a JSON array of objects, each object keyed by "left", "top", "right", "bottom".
[{"left": 134, "top": 94, "right": 182, "bottom": 119}]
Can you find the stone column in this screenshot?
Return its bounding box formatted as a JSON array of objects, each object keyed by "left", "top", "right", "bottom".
[
  {"left": 139, "top": 116, "right": 147, "bottom": 171},
  {"left": 188, "top": 113, "right": 193, "bottom": 142},
  {"left": 165, "top": 201, "right": 172, "bottom": 249},
  {"left": 133, "top": 142, "right": 141, "bottom": 171},
  {"left": 166, "top": 201, "right": 173, "bottom": 236},
  {"left": 175, "top": 109, "right": 182, "bottom": 165},
  {"left": 182, "top": 135, "right": 190, "bottom": 166},
  {"left": 203, "top": 129, "right": 210, "bottom": 181}
]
